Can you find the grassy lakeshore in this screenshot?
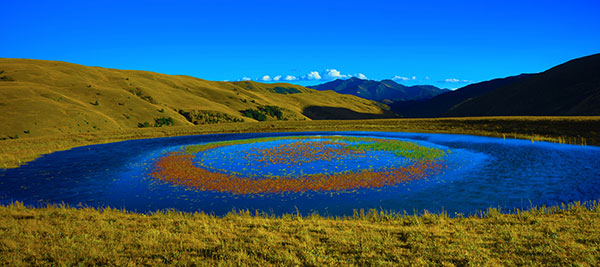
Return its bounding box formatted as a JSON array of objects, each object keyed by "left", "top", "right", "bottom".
[
  {"left": 1, "top": 201, "right": 599, "bottom": 266},
  {"left": 1, "top": 116, "right": 599, "bottom": 169},
  {"left": 1, "top": 116, "right": 600, "bottom": 265}
]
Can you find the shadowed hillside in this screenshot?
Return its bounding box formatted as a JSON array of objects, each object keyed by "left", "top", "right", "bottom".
[
  {"left": 391, "top": 74, "right": 534, "bottom": 117},
  {"left": 302, "top": 106, "right": 399, "bottom": 120},
  {"left": 447, "top": 53, "right": 600, "bottom": 116},
  {"left": 308, "top": 77, "right": 448, "bottom": 103},
  {"left": 0, "top": 58, "right": 389, "bottom": 139},
  {"left": 391, "top": 53, "right": 600, "bottom": 117}
]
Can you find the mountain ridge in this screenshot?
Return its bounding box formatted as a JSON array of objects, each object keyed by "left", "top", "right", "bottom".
[
  {"left": 391, "top": 53, "right": 600, "bottom": 117},
  {"left": 308, "top": 77, "right": 449, "bottom": 104},
  {"left": 447, "top": 53, "right": 600, "bottom": 116},
  {"left": 390, "top": 74, "right": 535, "bottom": 117}
]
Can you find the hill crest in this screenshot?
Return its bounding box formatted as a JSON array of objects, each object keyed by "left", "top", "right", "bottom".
[
  {"left": 308, "top": 77, "right": 448, "bottom": 103},
  {"left": 0, "top": 58, "right": 390, "bottom": 138}
]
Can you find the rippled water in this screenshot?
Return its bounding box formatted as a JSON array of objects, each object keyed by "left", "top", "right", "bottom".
[{"left": 1, "top": 131, "right": 599, "bottom": 216}]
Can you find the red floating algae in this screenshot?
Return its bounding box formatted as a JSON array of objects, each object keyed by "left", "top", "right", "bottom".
[
  {"left": 150, "top": 153, "right": 445, "bottom": 195},
  {"left": 150, "top": 136, "right": 448, "bottom": 194}
]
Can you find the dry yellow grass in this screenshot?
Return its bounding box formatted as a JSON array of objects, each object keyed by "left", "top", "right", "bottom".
[
  {"left": 1, "top": 201, "right": 599, "bottom": 266},
  {"left": 0, "top": 58, "right": 387, "bottom": 138}
]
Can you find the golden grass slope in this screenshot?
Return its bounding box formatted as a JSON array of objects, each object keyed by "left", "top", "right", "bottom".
[{"left": 0, "top": 58, "right": 387, "bottom": 138}]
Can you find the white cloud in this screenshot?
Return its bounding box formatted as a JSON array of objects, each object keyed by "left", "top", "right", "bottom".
[
  {"left": 392, "top": 75, "right": 417, "bottom": 81},
  {"left": 238, "top": 69, "right": 368, "bottom": 83},
  {"left": 304, "top": 71, "right": 322, "bottom": 80},
  {"left": 355, "top": 73, "right": 367, "bottom": 80},
  {"left": 284, "top": 75, "right": 297, "bottom": 81},
  {"left": 424, "top": 76, "right": 430, "bottom": 80},
  {"left": 440, "top": 78, "right": 473, "bottom": 83},
  {"left": 321, "top": 69, "right": 351, "bottom": 80}
]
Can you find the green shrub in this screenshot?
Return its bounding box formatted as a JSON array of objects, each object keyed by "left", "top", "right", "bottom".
[
  {"left": 240, "top": 109, "right": 267, "bottom": 121},
  {"left": 154, "top": 117, "right": 174, "bottom": 127},
  {"left": 178, "top": 110, "right": 243, "bottom": 124},
  {"left": 258, "top": 105, "right": 283, "bottom": 119}
]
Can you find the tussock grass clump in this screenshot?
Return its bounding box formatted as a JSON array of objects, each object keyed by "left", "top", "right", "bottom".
[
  {"left": 0, "top": 70, "right": 15, "bottom": 82},
  {"left": 0, "top": 201, "right": 599, "bottom": 265}
]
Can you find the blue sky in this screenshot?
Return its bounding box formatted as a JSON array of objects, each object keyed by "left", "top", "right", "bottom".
[{"left": 3, "top": 0, "right": 599, "bottom": 88}]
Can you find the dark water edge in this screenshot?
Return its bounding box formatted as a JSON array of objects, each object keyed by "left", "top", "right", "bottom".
[{"left": 1, "top": 131, "right": 599, "bottom": 217}]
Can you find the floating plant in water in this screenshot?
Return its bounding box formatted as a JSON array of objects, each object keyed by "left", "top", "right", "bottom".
[{"left": 150, "top": 136, "right": 448, "bottom": 194}]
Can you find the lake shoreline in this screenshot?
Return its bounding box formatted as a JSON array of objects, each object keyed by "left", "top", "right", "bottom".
[{"left": 2, "top": 116, "right": 599, "bottom": 169}]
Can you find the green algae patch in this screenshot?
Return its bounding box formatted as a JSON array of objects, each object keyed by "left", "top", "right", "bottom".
[{"left": 345, "top": 139, "right": 447, "bottom": 160}]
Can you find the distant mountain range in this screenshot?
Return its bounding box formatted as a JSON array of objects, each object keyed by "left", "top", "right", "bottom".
[
  {"left": 308, "top": 77, "right": 449, "bottom": 104},
  {"left": 391, "top": 53, "right": 600, "bottom": 117}
]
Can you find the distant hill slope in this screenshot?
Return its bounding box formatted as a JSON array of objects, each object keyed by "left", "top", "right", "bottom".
[
  {"left": 308, "top": 77, "right": 448, "bottom": 103},
  {"left": 0, "top": 58, "right": 389, "bottom": 138},
  {"left": 390, "top": 74, "right": 534, "bottom": 117},
  {"left": 447, "top": 53, "right": 600, "bottom": 116}
]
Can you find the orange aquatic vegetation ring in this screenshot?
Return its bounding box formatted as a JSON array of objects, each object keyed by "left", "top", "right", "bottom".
[{"left": 150, "top": 152, "right": 446, "bottom": 195}]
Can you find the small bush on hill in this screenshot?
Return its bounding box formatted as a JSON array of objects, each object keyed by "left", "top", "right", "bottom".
[
  {"left": 258, "top": 105, "right": 283, "bottom": 119},
  {"left": 154, "top": 117, "right": 174, "bottom": 127},
  {"left": 241, "top": 109, "right": 267, "bottom": 121},
  {"left": 240, "top": 105, "right": 285, "bottom": 121},
  {"left": 178, "top": 110, "right": 243, "bottom": 124}
]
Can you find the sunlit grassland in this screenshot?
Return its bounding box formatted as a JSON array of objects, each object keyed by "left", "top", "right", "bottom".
[
  {"left": 1, "top": 201, "right": 599, "bottom": 265},
  {"left": 1, "top": 116, "right": 599, "bottom": 169}
]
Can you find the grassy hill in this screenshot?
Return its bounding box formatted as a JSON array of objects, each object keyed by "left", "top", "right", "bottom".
[{"left": 0, "top": 58, "right": 388, "bottom": 139}]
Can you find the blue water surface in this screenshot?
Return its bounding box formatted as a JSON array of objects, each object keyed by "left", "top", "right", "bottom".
[{"left": 1, "top": 131, "right": 599, "bottom": 216}]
